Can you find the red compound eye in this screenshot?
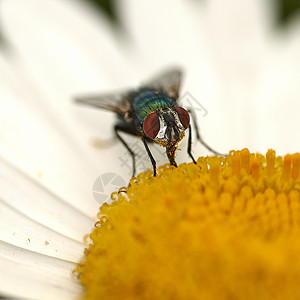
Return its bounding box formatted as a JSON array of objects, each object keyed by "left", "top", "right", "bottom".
[
  {"left": 175, "top": 107, "right": 190, "bottom": 129},
  {"left": 143, "top": 113, "right": 160, "bottom": 139}
]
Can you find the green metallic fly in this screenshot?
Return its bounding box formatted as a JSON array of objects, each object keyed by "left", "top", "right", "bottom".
[{"left": 75, "top": 68, "right": 224, "bottom": 177}]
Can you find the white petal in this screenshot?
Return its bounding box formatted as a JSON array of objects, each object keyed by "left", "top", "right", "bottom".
[
  {"left": 0, "top": 150, "right": 88, "bottom": 299},
  {"left": 0, "top": 157, "right": 94, "bottom": 242},
  {"left": 255, "top": 17, "right": 300, "bottom": 154},
  {"left": 0, "top": 241, "right": 82, "bottom": 300},
  {"left": 0, "top": 54, "right": 101, "bottom": 216},
  {"left": 0, "top": 199, "right": 85, "bottom": 262},
  {"left": 119, "top": 0, "right": 209, "bottom": 71},
  {"left": 207, "top": 0, "right": 272, "bottom": 71},
  {"left": 198, "top": 0, "right": 273, "bottom": 151},
  {"left": 1, "top": 0, "right": 136, "bottom": 90}
]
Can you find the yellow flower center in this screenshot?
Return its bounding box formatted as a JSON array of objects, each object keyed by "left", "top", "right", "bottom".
[{"left": 77, "top": 149, "right": 300, "bottom": 300}]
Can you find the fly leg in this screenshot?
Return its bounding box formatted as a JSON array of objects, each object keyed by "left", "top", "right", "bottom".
[
  {"left": 188, "top": 109, "right": 227, "bottom": 156},
  {"left": 166, "top": 143, "right": 178, "bottom": 168},
  {"left": 187, "top": 124, "right": 197, "bottom": 164},
  {"left": 114, "top": 124, "right": 137, "bottom": 178},
  {"left": 142, "top": 137, "right": 157, "bottom": 176}
]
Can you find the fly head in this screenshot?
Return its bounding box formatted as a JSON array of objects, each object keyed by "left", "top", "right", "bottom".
[{"left": 143, "top": 107, "right": 190, "bottom": 146}]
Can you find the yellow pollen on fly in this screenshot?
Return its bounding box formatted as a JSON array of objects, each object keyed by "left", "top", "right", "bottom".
[{"left": 76, "top": 149, "right": 300, "bottom": 300}]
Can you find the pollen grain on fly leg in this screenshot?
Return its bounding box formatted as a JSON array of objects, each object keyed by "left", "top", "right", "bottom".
[{"left": 77, "top": 149, "right": 300, "bottom": 300}]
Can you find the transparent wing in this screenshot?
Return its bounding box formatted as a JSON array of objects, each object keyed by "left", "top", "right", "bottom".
[
  {"left": 74, "top": 90, "right": 134, "bottom": 116},
  {"left": 75, "top": 68, "right": 182, "bottom": 114},
  {"left": 141, "top": 67, "right": 183, "bottom": 100}
]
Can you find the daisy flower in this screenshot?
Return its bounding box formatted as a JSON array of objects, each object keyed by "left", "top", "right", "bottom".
[
  {"left": 78, "top": 149, "right": 300, "bottom": 299},
  {"left": 0, "top": 0, "right": 299, "bottom": 299}
]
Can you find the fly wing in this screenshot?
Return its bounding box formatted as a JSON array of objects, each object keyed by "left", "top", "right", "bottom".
[
  {"left": 74, "top": 90, "right": 134, "bottom": 119},
  {"left": 141, "top": 68, "right": 183, "bottom": 100}
]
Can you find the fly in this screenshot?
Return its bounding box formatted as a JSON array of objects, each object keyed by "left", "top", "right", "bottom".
[{"left": 75, "top": 68, "right": 224, "bottom": 177}]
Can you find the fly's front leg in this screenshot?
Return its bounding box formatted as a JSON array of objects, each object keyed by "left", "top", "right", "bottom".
[
  {"left": 114, "top": 124, "right": 136, "bottom": 178},
  {"left": 188, "top": 109, "right": 226, "bottom": 156},
  {"left": 187, "top": 124, "right": 197, "bottom": 164},
  {"left": 166, "top": 143, "right": 178, "bottom": 168},
  {"left": 142, "top": 137, "right": 157, "bottom": 176}
]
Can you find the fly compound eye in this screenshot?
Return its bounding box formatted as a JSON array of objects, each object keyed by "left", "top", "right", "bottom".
[
  {"left": 175, "top": 107, "right": 190, "bottom": 129},
  {"left": 143, "top": 112, "right": 160, "bottom": 139}
]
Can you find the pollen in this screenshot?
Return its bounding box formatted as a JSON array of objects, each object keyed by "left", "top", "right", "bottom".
[{"left": 76, "top": 149, "right": 300, "bottom": 300}]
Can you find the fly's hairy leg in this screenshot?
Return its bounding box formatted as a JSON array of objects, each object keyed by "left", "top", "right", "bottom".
[
  {"left": 188, "top": 109, "right": 227, "bottom": 156},
  {"left": 142, "top": 137, "right": 157, "bottom": 176},
  {"left": 187, "top": 124, "right": 197, "bottom": 164},
  {"left": 114, "top": 124, "right": 137, "bottom": 178}
]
